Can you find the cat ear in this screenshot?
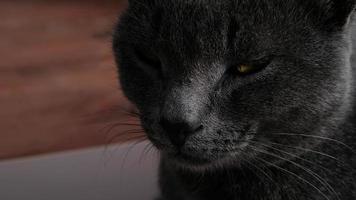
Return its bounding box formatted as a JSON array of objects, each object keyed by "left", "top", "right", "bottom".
[
  {"left": 128, "top": 0, "right": 150, "bottom": 5},
  {"left": 127, "top": 0, "right": 154, "bottom": 8},
  {"left": 128, "top": 0, "right": 139, "bottom": 5},
  {"left": 320, "top": 0, "right": 356, "bottom": 31}
]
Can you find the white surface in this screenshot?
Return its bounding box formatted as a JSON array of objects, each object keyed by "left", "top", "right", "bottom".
[{"left": 0, "top": 142, "right": 159, "bottom": 200}]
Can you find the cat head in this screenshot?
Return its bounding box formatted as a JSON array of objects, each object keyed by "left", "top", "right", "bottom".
[{"left": 113, "top": 0, "right": 355, "bottom": 170}]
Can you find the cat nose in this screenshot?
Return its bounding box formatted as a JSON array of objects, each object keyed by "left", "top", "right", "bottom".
[{"left": 159, "top": 117, "right": 203, "bottom": 148}]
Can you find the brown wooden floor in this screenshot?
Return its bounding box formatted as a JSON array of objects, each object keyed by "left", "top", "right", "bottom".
[{"left": 0, "top": 0, "right": 144, "bottom": 160}]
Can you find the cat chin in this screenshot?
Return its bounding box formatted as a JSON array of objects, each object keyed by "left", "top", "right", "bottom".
[{"left": 164, "top": 153, "right": 244, "bottom": 172}]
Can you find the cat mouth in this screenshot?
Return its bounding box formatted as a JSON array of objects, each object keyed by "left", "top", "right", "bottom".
[
  {"left": 165, "top": 146, "right": 243, "bottom": 168},
  {"left": 160, "top": 140, "right": 253, "bottom": 168},
  {"left": 166, "top": 151, "right": 213, "bottom": 166}
]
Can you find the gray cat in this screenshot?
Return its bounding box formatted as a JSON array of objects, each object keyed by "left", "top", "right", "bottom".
[{"left": 113, "top": 0, "right": 356, "bottom": 199}]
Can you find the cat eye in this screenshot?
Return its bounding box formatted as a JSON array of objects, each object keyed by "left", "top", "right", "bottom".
[
  {"left": 134, "top": 48, "right": 162, "bottom": 77},
  {"left": 236, "top": 64, "right": 255, "bottom": 74},
  {"left": 233, "top": 59, "right": 271, "bottom": 76}
]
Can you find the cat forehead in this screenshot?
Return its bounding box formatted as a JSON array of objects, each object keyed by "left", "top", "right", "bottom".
[
  {"left": 137, "top": 0, "right": 301, "bottom": 7},
  {"left": 129, "top": 0, "right": 315, "bottom": 32},
  {"left": 122, "top": 0, "right": 353, "bottom": 61},
  {"left": 132, "top": 0, "right": 308, "bottom": 14}
]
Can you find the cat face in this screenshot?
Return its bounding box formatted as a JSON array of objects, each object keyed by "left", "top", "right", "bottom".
[{"left": 114, "top": 0, "right": 355, "bottom": 169}]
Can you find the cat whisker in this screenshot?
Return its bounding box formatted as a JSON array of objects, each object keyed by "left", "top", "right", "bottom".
[
  {"left": 249, "top": 140, "right": 344, "bottom": 200},
  {"left": 254, "top": 154, "right": 331, "bottom": 200},
  {"left": 98, "top": 119, "right": 141, "bottom": 139},
  {"left": 107, "top": 129, "right": 145, "bottom": 139},
  {"left": 262, "top": 141, "right": 339, "bottom": 161},
  {"left": 112, "top": 104, "right": 141, "bottom": 119},
  {"left": 100, "top": 104, "right": 140, "bottom": 119},
  {"left": 242, "top": 155, "right": 299, "bottom": 199},
  {"left": 248, "top": 140, "right": 332, "bottom": 173},
  {"left": 106, "top": 129, "right": 146, "bottom": 142},
  {"left": 270, "top": 133, "right": 354, "bottom": 152},
  {"left": 106, "top": 128, "right": 145, "bottom": 141},
  {"left": 110, "top": 122, "right": 141, "bottom": 127},
  {"left": 139, "top": 142, "right": 152, "bottom": 164},
  {"left": 144, "top": 143, "right": 157, "bottom": 159},
  {"left": 145, "top": 144, "right": 159, "bottom": 160},
  {"left": 119, "top": 137, "right": 148, "bottom": 189},
  {"left": 250, "top": 145, "right": 339, "bottom": 200},
  {"left": 121, "top": 138, "right": 146, "bottom": 162},
  {"left": 240, "top": 155, "right": 275, "bottom": 183}
]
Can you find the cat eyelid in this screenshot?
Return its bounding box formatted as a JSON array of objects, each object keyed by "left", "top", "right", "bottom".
[
  {"left": 245, "top": 55, "right": 274, "bottom": 66},
  {"left": 228, "top": 54, "right": 274, "bottom": 65},
  {"left": 133, "top": 48, "right": 163, "bottom": 78},
  {"left": 134, "top": 48, "right": 161, "bottom": 67}
]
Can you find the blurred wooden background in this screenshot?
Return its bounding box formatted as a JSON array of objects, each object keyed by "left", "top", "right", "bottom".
[{"left": 0, "top": 0, "right": 144, "bottom": 160}]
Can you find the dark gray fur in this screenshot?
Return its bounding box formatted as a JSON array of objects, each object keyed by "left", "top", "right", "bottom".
[{"left": 113, "top": 0, "right": 356, "bottom": 199}]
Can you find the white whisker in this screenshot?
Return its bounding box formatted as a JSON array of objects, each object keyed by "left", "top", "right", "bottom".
[
  {"left": 252, "top": 146, "right": 339, "bottom": 200},
  {"left": 255, "top": 156, "right": 331, "bottom": 200},
  {"left": 270, "top": 133, "right": 354, "bottom": 152}
]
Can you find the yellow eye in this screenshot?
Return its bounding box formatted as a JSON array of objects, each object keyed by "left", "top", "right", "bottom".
[
  {"left": 234, "top": 59, "right": 271, "bottom": 75},
  {"left": 237, "top": 64, "right": 254, "bottom": 74}
]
